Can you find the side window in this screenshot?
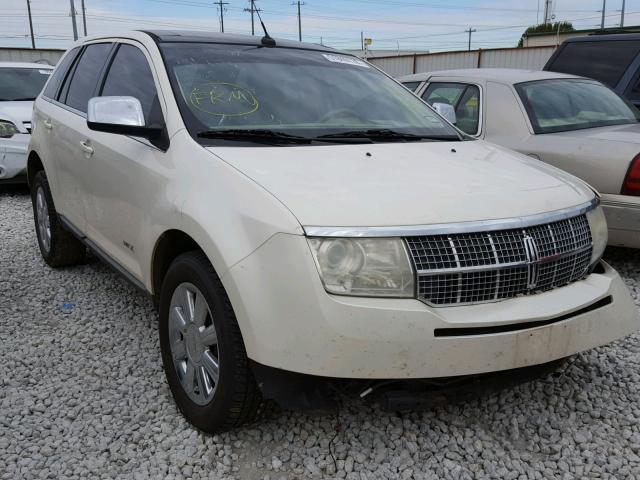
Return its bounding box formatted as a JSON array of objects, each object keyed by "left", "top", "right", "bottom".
[
  {"left": 547, "top": 41, "right": 640, "bottom": 88},
  {"left": 401, "top": 81, "right": 421, "bottom": 92},
  {"left": 100, "top": 44, "right": 161, "bottom": 125},
  {"left": 423, "top": 82, "right": 480, "bottom": 135},
  {"left": 63, "top": 43, "right": 113, "bottom": 113},
  {"left": 43, "top": 47, "right": 81, "bottom": 100}
]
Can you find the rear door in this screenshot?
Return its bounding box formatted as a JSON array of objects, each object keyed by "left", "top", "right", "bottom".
[{"left": 47, "top": 42, "right": 114, "bottom": 231}]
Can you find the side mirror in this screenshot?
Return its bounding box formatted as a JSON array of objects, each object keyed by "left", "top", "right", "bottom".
[{"left": 432, "top": 102, "right": 457, "bottom": 125}]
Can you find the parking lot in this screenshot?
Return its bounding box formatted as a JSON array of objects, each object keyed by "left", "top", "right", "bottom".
[{"left": 1, "top": 186, "right": 640, "bottom": 480}]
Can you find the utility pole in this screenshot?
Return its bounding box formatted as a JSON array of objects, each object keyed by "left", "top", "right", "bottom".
[
  {"left": 216, "top": 0, "right": 228, "bottom": 33},
  {"left": 26, "top": 0, "right": 35, "bottom": 49},
  {"left": 244, "top": 0, "right": 259, "bottom": 36},
  {"left": 69, "top": 0, "right": 78, "bottom": 41},
  {"left": 81, "top": 0, "right": 87, "bottom": 36},
  {"left": 465, "top": 27, "right": 476, "bottom": 51},
  {"left": 621, "top": 0, "right": 626, "bottom": 27},
  {"left": 360, "top": 31, "right": 364, "bottom": 51},
  {"left": 543, "top": 0, "right": 552, "bottom": 24},
  {"left": 600, "top": 0, "right": 606, "bottom": 30},
  {"left": 292, "top": 1, "right": 304, "bottom": 42}
]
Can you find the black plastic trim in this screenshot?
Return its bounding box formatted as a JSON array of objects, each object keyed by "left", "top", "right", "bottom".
[
  {"left": 434, "top": 295, "right": 613, "bottom": 338},
  {"left": 59, "top": 215, "right": 149, "bottom": 294}
]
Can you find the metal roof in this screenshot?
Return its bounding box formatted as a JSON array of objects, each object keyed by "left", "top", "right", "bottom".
[
  {"left": 399, "top": 68, "right": 581, "bottom": 84},
  {"left": 140, "top": 30, "right": 339, "bottom": 53}
]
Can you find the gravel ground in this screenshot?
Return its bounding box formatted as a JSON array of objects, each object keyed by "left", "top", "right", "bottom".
[{"left": 2, "top": 187, "right": 640, "bottom": 480}]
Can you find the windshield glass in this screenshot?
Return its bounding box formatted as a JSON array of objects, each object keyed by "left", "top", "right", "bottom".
[
  {"left": 0, "top": 67, "right": 52, "bottom": 101},
  {"left": 160, "top": 43, "right": 459, "bottom": 144},
  {"left": 515, "top": 78, "right": 640, "bottom": 134}
]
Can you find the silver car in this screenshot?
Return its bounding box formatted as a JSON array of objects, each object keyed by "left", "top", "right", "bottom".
[{"left": 399, "top": 69, "right": 640, "bottom": 248}]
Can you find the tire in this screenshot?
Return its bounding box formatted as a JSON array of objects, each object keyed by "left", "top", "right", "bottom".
[
  {"left": 159, "top": 251, "right": 264, "bottom": 433},
  {"left": 30, "top": 171, "right": 86, "bottom": 267}
]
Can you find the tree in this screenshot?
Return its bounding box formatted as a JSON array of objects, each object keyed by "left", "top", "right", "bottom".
[{"left": 518, "top": 22, "right": 575, "bottom": 47}]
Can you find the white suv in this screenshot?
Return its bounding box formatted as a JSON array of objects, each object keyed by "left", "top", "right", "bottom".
[{"left": 28, "top": 31, "right": 638, "bottom": 433}]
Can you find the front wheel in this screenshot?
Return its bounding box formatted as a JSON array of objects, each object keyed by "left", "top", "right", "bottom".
[{"left": 159, "top": 251, "right": 264, "bottom": 433}]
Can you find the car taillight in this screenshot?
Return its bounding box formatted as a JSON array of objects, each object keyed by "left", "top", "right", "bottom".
[{"left": 622, "top": 154, "right": 640, "bottom": 196}]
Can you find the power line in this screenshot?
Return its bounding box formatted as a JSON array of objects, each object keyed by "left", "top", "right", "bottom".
[
  {"left": 69, "top": 0, "right": 78, "bottom": 41},
  {"left": 81, "top": 0, "right": 87, "bottom": 36},
  {"left": 215, "top": 0, "right": 228, "bottom": 33},
  {"left": 465, "top": 26, "right": 476, "bottom": 51},
  {"left": 26, "top": 0, "right": 35, "bottom": 48},
  {"left": 292, "top": 1, "right": 304, "bottom": 42},
  {"left": 243, "top": 0, "right": 260, "bottom": 35}
]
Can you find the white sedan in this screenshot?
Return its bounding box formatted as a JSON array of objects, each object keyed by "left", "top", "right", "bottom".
[
  {"left": 399, "top": 69, "right": 640, "bottom": 248},
  {"left": 0, "top": 62, "right": 53, "bottom": 183}
]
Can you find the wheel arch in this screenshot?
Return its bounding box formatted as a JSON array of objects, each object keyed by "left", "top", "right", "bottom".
[
  {"left": 27, "top": 151, "right": 44, "bottom": 188},
  {"left": 151, "top": 229, "right": 203, "bottom": 299}
]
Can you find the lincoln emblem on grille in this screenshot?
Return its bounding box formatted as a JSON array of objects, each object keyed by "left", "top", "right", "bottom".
[{"left": 523, "top": 235, "right": 540, "bottom": 289}]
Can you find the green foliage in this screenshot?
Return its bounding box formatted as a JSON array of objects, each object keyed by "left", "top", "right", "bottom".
[{"left": 517, "top": 22, "right": 575, "bottom": 47}]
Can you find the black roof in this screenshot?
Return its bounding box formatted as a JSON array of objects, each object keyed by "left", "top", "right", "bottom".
[
  {"left": 140, "top": 30, "right": 339, "bottom": 53},
  {"left": 562, "top": 33, "right": 640, "bottom": 43}
]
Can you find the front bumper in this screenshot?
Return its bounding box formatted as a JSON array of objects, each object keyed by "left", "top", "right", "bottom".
[
  {"left": 223, "top": 234, "right": 639, "bottom": 379},
  {"left": 0, "top": 134, "right": 29, "bottom": 182},
  {"left": 602, "top": 193, "right": 640, "bottom": 248}
]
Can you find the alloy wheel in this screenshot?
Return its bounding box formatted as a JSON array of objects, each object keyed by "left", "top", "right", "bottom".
[
  {"left": 169, "top": 282, "right": 220, "bottom": 405},
  {"left": 36, "top": 186, "right": 51, "bottom": 253}
]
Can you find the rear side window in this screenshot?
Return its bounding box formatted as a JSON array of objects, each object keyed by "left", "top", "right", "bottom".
[
  {"left": 63, "top": 43, "right": 112, "bottom": 113},
  {"left": 100, "top": 44, "right": 160, "bottom": 124},
  {"left": 422, "top": 82, "right": 481, "bottom": 135},
  {"left": 43, "top": 47, "right": 80, "bottom": 100},
  {"left": 547, "top": 40, "right": 640, "bottom": 87},
  {"left": 401, "top": 81, "right": 421, "bottom": 92}
]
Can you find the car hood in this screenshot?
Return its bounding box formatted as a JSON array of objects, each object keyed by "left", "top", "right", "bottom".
[
  {"left": 0, "top": 101, "right": 33, "bottom": 132},
  {"left": 206, "top": 140, "right": 594, "bottom": 227},
  {"left": 549, "top": 123, "right": 640, "bottom": 145}
]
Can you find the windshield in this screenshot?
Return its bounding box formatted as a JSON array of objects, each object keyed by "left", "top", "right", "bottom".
[
  {"left": 160, "top": 43, "right": 459, "bottom": 144},
  {"left": 515, "top": 78, "right": 640, "bottom": 134},
  {"left": 0, "top": 67, "right": 52, "bottom": 101}
]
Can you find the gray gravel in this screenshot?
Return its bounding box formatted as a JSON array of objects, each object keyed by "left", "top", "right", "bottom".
[{"left": 3, "top": 187, "right": 640, "bottom": 480}]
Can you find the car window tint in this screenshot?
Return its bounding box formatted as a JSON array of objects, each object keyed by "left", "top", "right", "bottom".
[
  {"left": 423, "top": 82, "right": 480, "bottom": 135},
  {"left": 101, "top": 44, "right": 160, "bottom": 124},
  {"left": 64, "top": 43, "right": 112, "bottom": 113},
  {"left": 401, "top": 81, "right": 421, "bottom": 92},
  {"left": 515, "top": 78, "right": 640, "bottom": 134},
  {"left": 43, "top": 47, "right": 80, "bottom": 100},
  {"left": 547, "top": 40, "right": 640, "bottom": 87}
]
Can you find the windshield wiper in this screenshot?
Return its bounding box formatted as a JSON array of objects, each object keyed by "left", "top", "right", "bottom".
[
  {"left": 316, "top": 129, "right": 460, "bottom": 142},
  {"left": 197, "top": 129, "right": 312, "bottom": 144}
]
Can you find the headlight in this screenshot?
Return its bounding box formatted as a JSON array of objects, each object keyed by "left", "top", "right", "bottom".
[
  {"left": 308, "top": 237, "right": 414, "bottom": 297},
  {"left": 0, "top": 120, "right": 19, "bottom": 138},
  {"left": 586, "top": 204, "right": 607, "bottom": 265}
]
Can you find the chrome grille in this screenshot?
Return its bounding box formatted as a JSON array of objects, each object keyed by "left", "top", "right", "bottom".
[{"left": 406, "top": 214, "right": 592, "bottom": 306}]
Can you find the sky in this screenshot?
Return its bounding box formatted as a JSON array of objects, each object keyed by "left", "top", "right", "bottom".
[{"left": 1, "top": 0, "right": 639, "bottom": 53}]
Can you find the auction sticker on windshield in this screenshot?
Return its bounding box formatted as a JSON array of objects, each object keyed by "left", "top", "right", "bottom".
[{"left": 322, "top": 54, "right": 370, "bottom": 68}]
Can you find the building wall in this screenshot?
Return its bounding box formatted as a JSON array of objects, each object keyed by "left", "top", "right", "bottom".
[
  {"left": 0, "top": 48, "right": 65, "bottom": 65},
  {"left": 369, "top": 46, "right": 557, "bottom": 77},
  {"left": 522, "top": 31, "right": 588, "bottom": 48}
]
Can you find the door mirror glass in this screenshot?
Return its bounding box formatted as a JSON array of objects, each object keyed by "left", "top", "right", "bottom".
[
  {"left": 88, "top": 96, "right": 145, "bottom": 127},
  {"left": 432, "top": 102, "right": 457, "bottom": 125}
]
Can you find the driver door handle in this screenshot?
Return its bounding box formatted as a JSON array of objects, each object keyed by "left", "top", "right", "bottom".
[
  {"left": 43, "top": 119, "right": 52, "bottom": 130},
  {"left": 80, "top": 140, "right": 94, "bottom": 155}
]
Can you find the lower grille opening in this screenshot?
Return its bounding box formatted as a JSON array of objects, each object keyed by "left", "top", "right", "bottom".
[{"left": 434, "top": 295, "right": 612, "bottom": 337}]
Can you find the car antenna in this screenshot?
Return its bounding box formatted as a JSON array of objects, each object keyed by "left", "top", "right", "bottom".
[{"left": 255, "top": 8, "right": 276, "bottom": 47}]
